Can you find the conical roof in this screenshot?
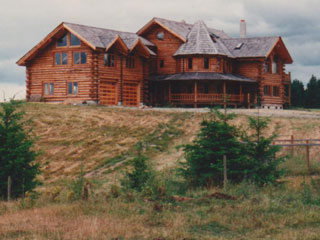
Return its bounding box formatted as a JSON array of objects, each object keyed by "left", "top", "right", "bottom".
[{"left": 174, "top": 20, "right": 232, "bottom": 57}]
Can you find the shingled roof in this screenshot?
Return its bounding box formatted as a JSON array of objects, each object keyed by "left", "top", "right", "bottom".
[
  {"left": 174, "top": 20, "right": 233, "bottom": 57},
  {"left": 138, "top": 17, "right": 230, "bottom": 41},
  {"left": 150, "top": 72, "right": 257, "bottom": 83},
  {"left": 221, "top": 37, "right": 279, "bottom": 58},
  {"left": 64, "top": 22, "right": 155, "bottom": 50}
]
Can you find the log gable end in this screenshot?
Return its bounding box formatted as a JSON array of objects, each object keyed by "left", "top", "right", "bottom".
[{"left": 18, "top": 18, "right": 293, "bottom": 108}]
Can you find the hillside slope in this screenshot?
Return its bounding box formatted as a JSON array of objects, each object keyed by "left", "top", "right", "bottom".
[{"left": 22, "top": 103, "right": 320, "bottom": 184}]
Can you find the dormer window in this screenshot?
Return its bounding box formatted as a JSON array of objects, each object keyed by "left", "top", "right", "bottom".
[
  {"left": 57, "top": 34, "right": 67, "bottom": 47},
  {"left": 70, "top": 33, "right": 81, "bottom": 46},
  {"left": 156, "top": 32, "right": 164, "bottom": 40},
  {"left": 264, "top": 60, "right": 270, "bottom": 73}
]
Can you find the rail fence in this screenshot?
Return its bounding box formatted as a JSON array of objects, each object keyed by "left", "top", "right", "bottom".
[{"left": 272, "top": 135, "right": 320, "bottom": 172}]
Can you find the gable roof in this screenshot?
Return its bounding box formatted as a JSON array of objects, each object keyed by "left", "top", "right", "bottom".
[
  {"left": 174, "top": 20, "right": 233, "bottom": 57},
  {"left": 17, "top": 22, "right": 155, "bottom": 66},
  {"left": 137, "top": 17, "right": 230, "bottom": 42}
]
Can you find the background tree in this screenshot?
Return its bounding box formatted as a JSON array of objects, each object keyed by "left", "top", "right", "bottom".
[
  {"left": 305, "top": 75, "right": 320, "bottom": 108},
  {"left": 291, "top": 79, "right": 305, "bottom": 107},
  {"left": 0, "top": 100, "right": 40, "bottom": 199}
]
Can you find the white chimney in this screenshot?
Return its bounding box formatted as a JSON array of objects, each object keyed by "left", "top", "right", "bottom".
[{"left": 240, "top": 19, "right": 246, "bottom": 38}]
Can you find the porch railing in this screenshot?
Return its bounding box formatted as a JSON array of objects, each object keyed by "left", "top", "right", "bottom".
[{"left": 170, "top": 93, "right": 246, "bottom": 104}]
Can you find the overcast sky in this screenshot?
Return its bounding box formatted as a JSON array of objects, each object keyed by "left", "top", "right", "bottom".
[{"left": 0, "top": 0, "right": 319, "bottom": 100}]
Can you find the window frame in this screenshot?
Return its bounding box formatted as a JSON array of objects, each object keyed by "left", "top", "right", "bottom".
[
  {"left": 273, "top": 86, "right": 280, "bottom": 97},
  {"left": 263, "top": 85, "right": 271, "bottom": 96},
  {"left": 73, "top": 51, "right": 87, "bottom": 65},
  {"left": 126, "top": 56, "right": 135, "bottom": 69},
  {"left": 104, "top": 53, "right": 115, "bottom": 67},
  {"left": 55, "top": 52, "right": 68, "bottom": 65},
  {"left": 44, "top": 82, "right": 54, "bottom": 95},
  {"left": 204, "top": 57, "right": 209, "bottom": 69},
  {"left": 188, "top": 57, "right": 193, "bottom": 69},
  {"left": 70, "top": 33, "right": 81, "bottom": 46},
  {"left": 57, "top": 34, "right": 68, "bottom": 47},
  {"left": 159, "top": 59, "right": 164, "bottom": 68},
  {"left": 68, "top": 82, "right": 79, "bottom": 95}
]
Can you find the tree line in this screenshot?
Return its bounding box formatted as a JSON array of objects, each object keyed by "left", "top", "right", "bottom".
[{"left": 291, "top": 75, "right": 320, "bottom": 108}]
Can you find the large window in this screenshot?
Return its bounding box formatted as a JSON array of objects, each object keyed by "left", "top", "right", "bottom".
[
  {"left": 104, "top": 54, "right": 115, "bottom": 67},
  {"left": 264, "top": 85, "right": 271, "bottom": 96},
  {"left": 273, "top": 86, "right": 280, "bottom": 97},
  {"left": 188, "top": 57, "right": 193, "bottom": 69},
  {"left": 126, "top": 56, "right": 135, "bottom": 68},
  {"left": 55, "top": 52, "right": 68, "bottom": 65},
  {"left": 57, "top": 34, "right": 67, "bottom": 47},
  {"left": 204, "top": 57, "right": 209, "bottom": 69},
  {"left": 68, "top": 82, "right": 78, "bottom": 95},
  {"left": 70, "top": 33, "right": 81, "bottom": 46},
  {"left": 44, "top": 83, "right": 54, "bottom": 95}
]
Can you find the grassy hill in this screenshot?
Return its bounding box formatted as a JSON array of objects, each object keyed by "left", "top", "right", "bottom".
[{"left": 1, "top": 103, "right": 320, "bottom": 239}]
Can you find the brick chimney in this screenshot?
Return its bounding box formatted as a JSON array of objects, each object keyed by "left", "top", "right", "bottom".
[{"left": 240, "top": 19, "right": 246, "bottom": 38}]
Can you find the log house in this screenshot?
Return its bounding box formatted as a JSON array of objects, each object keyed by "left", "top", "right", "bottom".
[{"left": 17, "top": 17, "right": 293, "bottom": 108}]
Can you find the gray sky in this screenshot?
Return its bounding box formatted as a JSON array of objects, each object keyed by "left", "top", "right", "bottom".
[{"left": 0, "top": 0, "right": 319, "bottom": 100}]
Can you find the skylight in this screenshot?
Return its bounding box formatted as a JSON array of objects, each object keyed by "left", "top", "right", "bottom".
[{"left": 235, "top": 43, "right": 244, "bottom": 50}]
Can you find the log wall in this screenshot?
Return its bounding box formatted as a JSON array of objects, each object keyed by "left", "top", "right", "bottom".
[
  {"left": 27, "top": 37, "right": 95, "bottom": 102},
  {"left": 143, "top": 24, "right": 183, "bottom": 75}
]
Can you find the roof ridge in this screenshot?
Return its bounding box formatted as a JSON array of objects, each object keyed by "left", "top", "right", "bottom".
[
  {"left": 222, "top": 36, "right": 280, "bottom": 40},
  {"left": 64, "top": 22, "right": 136, "bottom": 35}
]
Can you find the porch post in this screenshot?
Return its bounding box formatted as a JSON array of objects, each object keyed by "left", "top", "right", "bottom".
[
  {"left": 168, "top": 82, "right": 172, "bottom": 104},
  {"left": 194, "top": 81, "right": 198, "bottom": 108},
  {"left": 223, "top": 81, "right": 226, "bottom": 108}
]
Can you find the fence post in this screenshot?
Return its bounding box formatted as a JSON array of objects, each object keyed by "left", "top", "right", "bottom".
[
  {"left": 7, "top": 176, "right": 11, "bottom": 202},
  {"left": 223, "top": 155, "right": 227, "bottom": 191},
  {"left": 290, "top": 135, "right": 294, "bottom": 156},
  {"left": 306, "top": 140, "right": 310, "bottom": 172}
]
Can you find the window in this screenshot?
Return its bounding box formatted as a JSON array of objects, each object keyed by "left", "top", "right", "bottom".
[
  {"left": 104, "top": 54, "right": 115, "bottom": 67},
  {"left": 264, "top": 85, "right": 271, "bottom": 96},
  {"left": 204, "top": 57, "right": 209, "bottom": 69},
  {"left": 272, "top": 56, "right": 279, "bottom": 74},
  {"left": 57, "top": 34, "right": 67, "bottom": 47},
  {"left": 44, "top": 83, "right": 54, "bottom": 95},
  {"left": 70, "top": 33, "right": 81, "bottom": 46},
  {"left": 74, "top": 52, "right": 80, "bottom": 64},
  {"left": 81, "top": 52, "right": 87, "bottom": 64},
  {"left": 160, "top": 59, "right": 164, "bottom": 68},
  {"left": 203, "top": 84, "right": 209, "bottom": 94},
  {"left": 156, "top": 32, "right": 164, "bottom": 40},
  {"left": 68, "top": 82, "right": 78, "bottom": 95},
  {"left": 126, "top": 56, "right": 135, "bottom": 68},
  {"left": 188, "top": 57, "right": 193, "bottom": 69},
  {"left": 264, "top": 60, "right": 270, "bottom": 73},
  {"left": 55, "top": 52, "right": 68, "bottom": 65},
  {"left": 74, "top": 52, "right": 86, "bottom": 64},
  {"left": 273, "top": 86, "right": 280, "bottom": 97}
]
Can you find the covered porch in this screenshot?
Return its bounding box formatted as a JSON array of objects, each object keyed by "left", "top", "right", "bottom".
[{"left": 150, "top": 72, "right": 257, "bottom": 108}]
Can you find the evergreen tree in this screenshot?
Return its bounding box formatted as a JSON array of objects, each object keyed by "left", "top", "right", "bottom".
[
  {"left": 0, "top": 100, "right": 40, "bottom": 199},
  {"left": 242, "top": 114, "right": 285, "bottom": 185},
  {"left": 291, "top": 79, "right": 305, "bottom": 107},
  {"left": 305, "top": 75, "right": 319, "bottom": 108},
  {"left": 179, "top": 109, "right": 247, "bottom": 187},
  {"left": 122, "top": 143, "right": 151, "bottom": 192}
]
